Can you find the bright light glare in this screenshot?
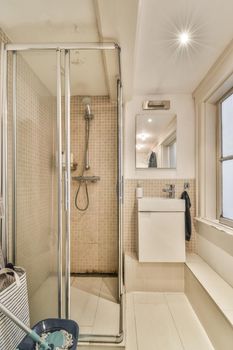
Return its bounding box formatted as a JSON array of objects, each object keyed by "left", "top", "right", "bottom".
[
  {"left": 148, "top": 118, "right": 152, "bottom": 123},
  {"left": 136, "top": 144, "right": 143, "bottom": 150},
  {"left": 138, "top": 133, "right": 148, "bottom": 141},
  {"left": 179, "top": 32, "right": 190, "bottom": 46}
]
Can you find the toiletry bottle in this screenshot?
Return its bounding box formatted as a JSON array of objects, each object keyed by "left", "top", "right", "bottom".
[{"left": 136, "top": 182, "right": 143, "bottom": 199}]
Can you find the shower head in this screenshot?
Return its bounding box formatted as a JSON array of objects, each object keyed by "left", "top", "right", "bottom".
[
  {"left": 82, "top": 96, "right": 91, "bottom": 106},
  {"left": 82, "top": 97, "right": 93, "bottom": 119}
]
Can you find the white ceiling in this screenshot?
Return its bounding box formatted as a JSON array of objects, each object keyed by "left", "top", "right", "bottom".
[
  {"left": 0, "top": 0, "right": 108, "bottom": 96},
  {"left": 1, "top": 0, "right": 233, "bottom": 97},
  {"left": 0, "top": 0, "right": 139, "bottom": 99},
  {"left": 0, "top": 0, "right": 114, "bottom": 96},
  {"left": 134, "top": 0, "right": 233, "bottom": 94}
]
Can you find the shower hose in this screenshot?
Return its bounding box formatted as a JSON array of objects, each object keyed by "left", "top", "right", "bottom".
[
  {"left": 75, "top": 179, "right": 89, "bottom": 211},
  {"left": 75, "top": 118, "right": 90, "bottom": 211}
]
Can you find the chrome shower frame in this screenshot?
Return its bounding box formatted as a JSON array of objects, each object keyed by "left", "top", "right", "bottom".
[{"left": 0, "top": 42, "right": 124, "bottom": 344}]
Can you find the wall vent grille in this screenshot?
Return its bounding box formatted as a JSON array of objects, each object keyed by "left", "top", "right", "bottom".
[{"left": 142, "top": 100, "right": 170, "bottom": 110}]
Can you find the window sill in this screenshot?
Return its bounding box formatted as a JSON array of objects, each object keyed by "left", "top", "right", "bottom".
[
  {"left": 195, "top": 217, "right": 233, "bottom": 237},
  {"left": 186, "top": 253, "right": 233, "bottom": 327}
]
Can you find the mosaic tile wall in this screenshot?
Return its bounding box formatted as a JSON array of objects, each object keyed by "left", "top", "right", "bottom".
[
  {"left": 70, "top": 96, "right": 118, "bottom": 273},
  {"left": 123, "top": 179, "right": 197, "bottom": 254},
  {"left": 0, "top": 29, "right": 58, "bottom": 302},
  {"left": 15, "top": 54, "right": 57, "bottom": 298}
]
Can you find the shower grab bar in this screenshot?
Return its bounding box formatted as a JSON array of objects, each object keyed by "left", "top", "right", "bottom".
[{"left": 72, "top": 176, "right": 100, "bottom": 183}]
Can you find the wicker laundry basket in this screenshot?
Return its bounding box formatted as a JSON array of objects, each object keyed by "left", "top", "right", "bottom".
[{"left": 0, "top": 267, "right": 30, "bottom": 350}]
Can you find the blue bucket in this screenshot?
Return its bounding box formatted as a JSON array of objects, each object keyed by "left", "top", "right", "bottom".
[{"left": 17, "top": 318, "right": 79, "bottom": 350}]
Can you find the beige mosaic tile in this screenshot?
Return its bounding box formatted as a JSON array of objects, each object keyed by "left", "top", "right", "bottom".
[
  {"left": 0, "top": 29, "right": 58, "bottom": 299},
  {"left": 70, "top": 96, "right": 118, "bottom": 273}
]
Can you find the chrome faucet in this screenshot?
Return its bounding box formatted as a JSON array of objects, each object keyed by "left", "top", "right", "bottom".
[{"left": 162, "top": 184, "right": 175, "bottom": 198}]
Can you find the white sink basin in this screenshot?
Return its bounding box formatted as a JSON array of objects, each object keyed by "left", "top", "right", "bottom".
[
  {"left": 138, "top": 197, "right": 185, "bottom": 212},
  {"left": 137, "top": 196, "right": 186, "bottom": 262}
]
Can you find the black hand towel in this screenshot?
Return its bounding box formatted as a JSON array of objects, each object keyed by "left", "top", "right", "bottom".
[
  {"left": 181, "top": 190, "right": 192, "bottom": 241},
  {"left": 148, "top": 151, "right": 157, "bottom": 168}
]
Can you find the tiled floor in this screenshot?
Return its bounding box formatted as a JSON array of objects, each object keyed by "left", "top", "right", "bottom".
[
  {"left": 126, "top": 292, "right": 215, "bottom": 350},
  {"left": 70, "top": 276, "right": 120, "bottom": 335},
  {"left": 30, "top": 275, "right": 120, "bottom": 338},
  {"left": 30, "top": 276, "right": 59, "bottom": 325},
  {"left": 30, "top": 277, "right": 215, "bottom": 349}
]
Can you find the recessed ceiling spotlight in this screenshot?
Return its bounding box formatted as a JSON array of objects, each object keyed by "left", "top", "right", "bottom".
[
  {"left": 148, "top": 118, "right": 152, "bottom": 123},
  {"left": 179, "top": 31, "right": 190, "bottom": 46},
  {"left": 136, "top": 144, "right": 143, "bottom": 150},
  {"left": 138, "top": 133, "right": 148, "bottom": 141}
]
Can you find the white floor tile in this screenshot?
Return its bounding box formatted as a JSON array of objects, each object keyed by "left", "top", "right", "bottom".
[
  {"left": 72, "top": 276, "right": 102, "bottom": 297},
  {"left": 133, "top": 291, "right": 164, "bottom": 304},
  {"left": 100, "top": 277, "right": 118, "bottom": 302},
  {"left": 71, "top": 276, "right": 120, "bottom": 336},
  {"left": 126, "top": 292, "right": 215, "bottom": 350},
  {"left": 30, "top": 276, "right": 58, "bottom": 325},
  {"left": 92, "top": 295, "right": 120, "bottom": 335},
  {"left": 165, "top": 293, "right": 214, "bottom": 350},
  {"left": 125, "top": 293, "right": 138, "bottom": 350},
  {"left": 71, "top": 286, "right": 99, "bottom": 327},
  {"left": 31, "top": 276, "right": 120, "bottom": 337},
  {"left": 134, "top": 302, "right": 183, "bottom": 350},
  {"left": 78, "top": 326, "right": 93, "bottom": 334}
]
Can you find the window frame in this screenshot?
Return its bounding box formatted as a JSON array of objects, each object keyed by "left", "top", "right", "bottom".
[
  {"left": 161, "top": 131, "right": 176, "bottom": 169},
  {"left": 217, "top": 87, "right": 233, "bottom": 228}
]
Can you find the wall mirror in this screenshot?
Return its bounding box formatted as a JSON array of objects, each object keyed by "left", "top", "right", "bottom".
[{"left": 136, "top": 113, "right": 177, "bottom": 169}]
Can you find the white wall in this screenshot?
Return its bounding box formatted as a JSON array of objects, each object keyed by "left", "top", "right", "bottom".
[{"left": 124, "top": 94, "right": 195, "bottom": 179}]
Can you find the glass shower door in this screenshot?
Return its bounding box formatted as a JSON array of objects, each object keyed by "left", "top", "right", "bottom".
[{"left": 11, "top": 49, "right": 63, "bottom": 324}]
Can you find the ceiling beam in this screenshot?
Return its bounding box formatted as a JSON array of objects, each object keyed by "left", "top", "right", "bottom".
[{"left": 94, "top": 0, "right": 118, "bottom": 101}]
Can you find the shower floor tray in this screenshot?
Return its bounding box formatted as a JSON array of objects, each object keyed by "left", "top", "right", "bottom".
[{"left": 71, "top": 276, "right": 120, "bottom": 336}]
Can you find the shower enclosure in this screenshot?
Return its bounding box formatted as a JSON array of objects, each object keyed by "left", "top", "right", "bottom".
[{"left": 0, "top": 42, "right": 123, "bottom": 343}]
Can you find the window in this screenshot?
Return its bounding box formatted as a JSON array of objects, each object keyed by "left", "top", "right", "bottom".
[
  {"left": 161, "top": 132, "right": 176, "bottom": 168},
  {"left": 168, "top": 140, "right": 176, "bottom": 168},
  {"left": 218, "top": 90, "right": 233, "bottom": 227}
]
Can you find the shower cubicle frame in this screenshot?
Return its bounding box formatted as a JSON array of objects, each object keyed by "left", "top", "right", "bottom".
[{"left": 0, "top": 42, "right": 124, "bottom": 344}]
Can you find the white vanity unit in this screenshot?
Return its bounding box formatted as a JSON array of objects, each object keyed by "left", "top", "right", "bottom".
[{"left": 137, "top": 197, "right": 186, "bottom": 262}]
